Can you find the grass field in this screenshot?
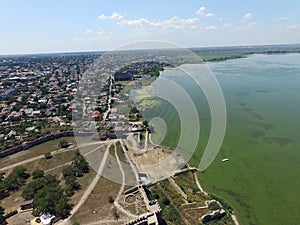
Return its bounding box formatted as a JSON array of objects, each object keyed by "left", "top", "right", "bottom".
[
  {"left": 23, "top": 150, "right": 75, "bottom": 173},
  {"left": 70, "top": 176, "right": 125, "bottom": 224},
  {"left": 0, "top": 137, "right": 76, "bottom": 168}
]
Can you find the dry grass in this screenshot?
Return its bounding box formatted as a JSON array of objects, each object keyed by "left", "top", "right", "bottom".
[
  {"left": 70, "top": 176, "right": 127, "bottom": 224},
  {"left": 6, "top": 211, "right": 34, "bottom": 225},
  {"left": 0, "top": 137, "right": 76, "bottom": 168},
  {"left": 1, "top": 189, "right": 23, "bottom": 213},
  {"left": 69, "top": 169, "right": 97, "bottom": 206},
  {"left": 115, "top": 142, "right": 128, "bottom": 164},
  {"left": 23, "top": 149, "right": 76, "bottom": 173}
]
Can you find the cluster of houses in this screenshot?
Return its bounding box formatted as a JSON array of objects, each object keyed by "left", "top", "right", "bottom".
[{"left": 0, "top": 54, "right": 97, "bottom": 149}]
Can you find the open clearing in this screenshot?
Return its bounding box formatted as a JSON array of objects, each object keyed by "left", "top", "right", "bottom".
[
  {"left": 0, "top": 137, "right": 76, "bottom": 168},
  {"left": 70, "top": 177, "right": 126, "bottom": 225}
]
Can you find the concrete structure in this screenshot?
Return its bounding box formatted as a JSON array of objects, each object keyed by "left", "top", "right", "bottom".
[
  {"left": 125, "top": 186, "right": 162, "bottom": 225},
  {"left": 40, "top": 213, "right": 55, "bottom": 225},
  {"left": 200, "top": 209, "right": 226, "bottom": 223}
]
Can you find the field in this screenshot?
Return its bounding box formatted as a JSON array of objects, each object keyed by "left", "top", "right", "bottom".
[
  {"left": 70, "top": 177, "right": 125, "bottom": 225},
  {"left": 0, "top": 137, "right": 76, "bottom": 168}
]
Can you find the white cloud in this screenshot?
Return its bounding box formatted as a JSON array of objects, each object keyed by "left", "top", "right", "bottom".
[
  {"left": 119, "top": 16, "right": 204, "bottom": 31},
  {"left": 287, "top": 24, "right": 300, "bottom": 30},
  {"left": 205, "top": 13, "right": 215, "bottom": 18},
  {"left": 98, "top": 12, "right": 124, "bottom": 20},
  {"left": 275, "top": 16, "right": 288, "bottom": 22},
  {"left": 222, "top": 23, "right": 232, "bottom": 29},
  {"left": 206, "top": 26, "right": 217, "bottom": 30},
  {"left": 244, "top": 22, "right": 256, "bottom": 30},
  {"left": 196, "top": 7, "right": 215, "bottom": 18},
  {"left": 196, "top": 7, "right": 205, "bottom": 15},
  {"left": 96, "top": 28, "right": 113, "bottom": 36},
  {"left": 243, "top": 13, "right": 252, "bottom": 21},
  {"left": 119, "top": 18, "right": 151, "bottom": 27},
  {"left": 83, "top": 29, "right": 92, "bottom": 34},
  {"left": 233, "top": 22, "right": 256, "bottom": 31},
  {"left": 97, "top": 29, "right": 104, "bottom": 35}
]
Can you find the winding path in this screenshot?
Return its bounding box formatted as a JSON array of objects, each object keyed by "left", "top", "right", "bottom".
[
  {"left": 58, "top": 143, "right": 111, "bottom": 225},
  {"left": 194, "top": 172, "right": 208, "bottom": 195},
  {"left": 113, "top": 142, "right": 137, "bottom": 219},
  {"left": 0, "top": 141, "right": 108, "bottom": 172}
]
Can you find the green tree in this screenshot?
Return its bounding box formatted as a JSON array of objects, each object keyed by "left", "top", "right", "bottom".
[
  {"left": 108, "top": 195, "right": 114, "bottom": 203},
  {"left": 143, "top": 120, "right": 149, "bottom": 127},
  {"left": 0, "top": 182, "right": 7, "bottom": 199},
  {"left": 44, "top": 174, "right": 59, "bottom": 184},
  {"left": 3, "top": 166, "right": 29, "bottom": 192},
  {"left": 44, "top": 152, "right": 52, "bottom": 159},
  {"left": 22, "top": 178, "right": 47, "bottom": 200},
  {"left": 33, "top": 182, "right": 70, "bottom": 218},
  {"left": 22, "top": 175, "right": 59, "bottom": 201},
  {"left": 13, "top": 166, "right": 29, "bottom": 179},
  {"left": 64, "top": 176, "right": 80, "bottom": 194},
  {"left": 72, "top": 151, "right": 89, "bottom": 176},
  {"left": 59, "top": 139, "right": 69, "bottom": 148},
  {"left": 32, "top": 169, "right": 44, "bottom": 180},
  {"left": 162, "top": 196, "right": 170, "bottom": 206},
  {"left": 54, "top": 197, "right": 71, "bottom": 218},
  {"left": 0, "top": 205, "right": 5, "bottom": 225},
  {"left": 62, "top": 166, "right": 76, "bottom": 178},
  {"left": 112, "top": 207, "right": 120, "bottom": 220}
]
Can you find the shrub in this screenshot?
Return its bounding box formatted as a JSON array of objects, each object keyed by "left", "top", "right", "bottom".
[{"left": 44, "top": 152, "right": 52, "bottom": 159}]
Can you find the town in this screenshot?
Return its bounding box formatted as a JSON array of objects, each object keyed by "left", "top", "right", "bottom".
[{"left": 0, "top": 49, "right": 242, "bottom": 225}]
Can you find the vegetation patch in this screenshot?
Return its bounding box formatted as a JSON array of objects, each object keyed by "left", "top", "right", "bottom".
[
  {"left": 250, "top": 130, "right": 265, "bottom": 139},
  {"left": 264, "top": 137, "right": 293, "bottom": 147}
]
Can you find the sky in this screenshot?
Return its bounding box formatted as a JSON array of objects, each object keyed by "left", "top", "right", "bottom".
[{"left": 0, "top": 0, "right": 299, "bottom": 54}]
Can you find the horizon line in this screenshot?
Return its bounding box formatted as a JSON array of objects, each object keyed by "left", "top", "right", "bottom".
[{"left": 0, "top": 42, "right": 299, "bottom": 57}]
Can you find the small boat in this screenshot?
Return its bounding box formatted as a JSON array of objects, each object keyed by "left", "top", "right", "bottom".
[{"left": 222, "top": 158, "right": 229, "bottom": 162}]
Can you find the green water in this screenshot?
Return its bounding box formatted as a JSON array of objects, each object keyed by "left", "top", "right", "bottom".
[{"left": 140, "top": 54, "right": 300, "bottom": 225}]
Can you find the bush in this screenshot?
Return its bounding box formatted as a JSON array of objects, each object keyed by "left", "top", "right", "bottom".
[
  {"left": 108, "top": 195, "right": 114, "bottom": 203},
  {"left": 162, "top": 196, "right": 170, "bottom": 206},
  {"left": 209, "top": 194, "right": 233, "bottom": 213},
  {"left": 32, "top": 169, "right": 44, "bottom": 180},
  {"left": 44, "top": 152, "right": 52, "bottom": 159},
  {"left": 59, "top": 139, "right": 69, "bottom": 148},
  {"left": 0, "top": 206, "right": 5, "bottom": 224},
  {"left": 112, "top": 207, "right": 120, "bottom": 220}
]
